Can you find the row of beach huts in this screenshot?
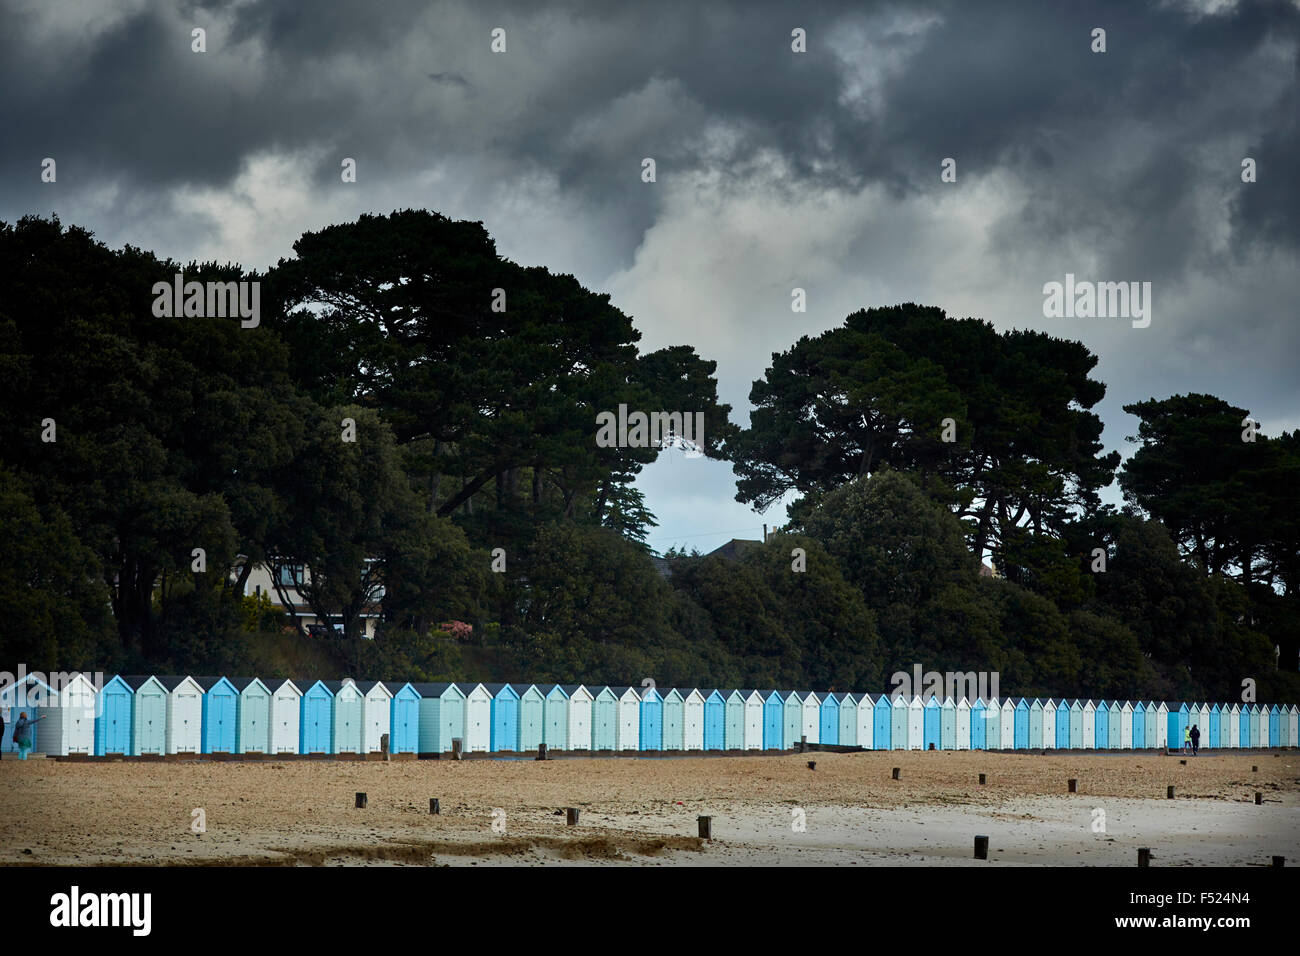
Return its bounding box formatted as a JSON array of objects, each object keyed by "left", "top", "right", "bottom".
[{"left": 1, "top": 672, "right": 1296, "bottom": 757}]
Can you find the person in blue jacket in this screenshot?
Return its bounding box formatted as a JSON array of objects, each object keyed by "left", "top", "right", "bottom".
[{"left": 12, "top": 712, "right": 44, "bottom": 759}]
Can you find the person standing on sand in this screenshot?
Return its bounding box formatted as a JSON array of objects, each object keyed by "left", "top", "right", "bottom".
[
  {"left": 1183, "top": 725, "right": 1192, "bottom": 755},
  {"left": 1190, "top": 724, "right": 1200, "bottom": 756},
  {"left": 12, "top": 711, "right": 43, "bottom": 760}
]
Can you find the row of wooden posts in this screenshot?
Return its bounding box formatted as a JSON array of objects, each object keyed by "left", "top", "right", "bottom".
[{"left": 348, "top": 758, "right": 1285, "bottom": 865}]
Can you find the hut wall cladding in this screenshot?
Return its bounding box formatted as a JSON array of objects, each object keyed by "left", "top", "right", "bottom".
[{"left": 58, "top": 677, "right": 1300, "bottom": 758}]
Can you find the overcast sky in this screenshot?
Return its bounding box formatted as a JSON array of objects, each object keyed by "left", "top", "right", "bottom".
[{"left": 4, "top": 0, "right": 1297, "bottom": 554}]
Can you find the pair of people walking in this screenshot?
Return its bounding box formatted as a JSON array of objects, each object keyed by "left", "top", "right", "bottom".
[{"left": 1183, "top": 724, "right": 1201, "bottom": 756}]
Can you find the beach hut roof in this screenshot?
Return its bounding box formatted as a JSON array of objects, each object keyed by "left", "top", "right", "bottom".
[
  {"left": 227, "top": 676, "right": 266, "bottom": 692},
  {"left": 193, "top": 675, "right": 236, "bottom": 692},
  {"left": 410, "top": 682, "right": 460, "bottom": 697},
  {"left": 261, "top": 677, "right": 301, "bottom": 694},
  {"left": 122, "top": 674, "right": 164, "bottom": 691},
  {"left": 356, "top": 679, "right": 391, "bottom": 695},
  {"left": 155, "top": 674, "right": 200, "bottom": 692}
]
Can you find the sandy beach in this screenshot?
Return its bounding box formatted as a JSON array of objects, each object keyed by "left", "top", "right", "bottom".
[{"left": 1, "top": 750, "right": 1296, "bottom": 866}]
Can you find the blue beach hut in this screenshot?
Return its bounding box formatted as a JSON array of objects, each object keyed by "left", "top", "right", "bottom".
[
  {"left": 197, "top": 676, "right": 239, "bottom": 754},
  {"left": 1208, "top": 703, "right": 1220, "bottom": 749},
  {"left": 388, "top": 681, "right": 421, "bottom": 754},
  {"left": 483, "top": 683, "right": 518, "bottom": 752},
  {"left": 1055, "top": 699, "right": 1071, "bottom": 749},
  {"left": 871, "top": 694, "right": 892, "bottom": 750},
  {"left": 1269, "top": 704, "right": 1280, "bottom": 747},
  {"left": 1094, "top": 699, "right": 1109, "bottom": 749},
  {"left": 1133, "top": 701, "right": 1146, "bottom": 749},
  {"left": 1168, "top": 703, "right": 1188, "bottom": 751},
  {"left": 819, "top": 692, "right": 840, "bottom": 746},
  {"left": 95, "top": 675, "right": 134, "bottom": 755},
  {"left": 639, "top": 686, "right": 663, "bottom": 750},
  {"left": 704, "top": 689, "right": 727, "bottom": 750},
  {"left": 923, "top": 695, "right": 941, "bottom": 750},
  {"left": 299, "top": 680, "right": 335, "bottom": 754},
  {"left": 970, "top": 697, "right": 987, "bottom": 750},
  {"left": 761, "top": 690, "right": 784, "bottom": 749}
]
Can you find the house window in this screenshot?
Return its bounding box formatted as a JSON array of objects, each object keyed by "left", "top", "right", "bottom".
[{"left": 277, "top": 564, "right": 305, "bottom": 588}]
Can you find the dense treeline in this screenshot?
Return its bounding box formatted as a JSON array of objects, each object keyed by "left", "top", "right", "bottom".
[{"left": 1, "top": 212, "right": 1296, "bottom": 702}]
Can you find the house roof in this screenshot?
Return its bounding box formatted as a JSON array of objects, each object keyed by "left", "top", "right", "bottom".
[{"left": 706, "top": 538, "right": 763, "bottom": 560}]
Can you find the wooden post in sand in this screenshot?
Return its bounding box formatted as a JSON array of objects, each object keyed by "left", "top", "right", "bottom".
[
  {"left": 698, "top": 816, "right": 712, "bottom": 839},
  {"left": 566, "top": 807, "right": 579, "bottom": 826},
  {"left": 1167, "top": 786, "right": 1175, "bottom": 799},
  {"left": 978, "top": 773, "right": 986, "bottom": 785},
  {"left": 430, "top": 798, "right": 440, "bottom": 814},
  {"left": 380, "top": 733, "right": 389, "bottom": 762},
  {"left": 451, "top": 738, "right": 462, "bottom": 761},
  {"left": 537, "top": 743, "right": 548, "bottom": 761},
  {"left": 892, "top": 767, "right": 900, "bottom": 780},
  {"left": 799, "top": 735, "right": 807, "bottom": 753},
  {"left": 1255, "top": 792, "right": 1263, "bottom": 805},
  {"left": 355, "top": 792, "right": 367, "bottom": 809},
  {"left": 1068, "top": 778, "right": 1077, "bottom": 793},
  {"left": 1252, "top": 765, "right": 1258, "bottom": 772},
  {"left": 807, "top": 760, "right": 816, "bottom": 770},
  {"left": 973, "top": 835, "right": 988, "bottom": 860},
  {"left": 1138, "top": 848, "right": 1151, "bottom": 867}
]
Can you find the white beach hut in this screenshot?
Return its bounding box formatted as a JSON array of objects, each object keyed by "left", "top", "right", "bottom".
[
  {"left": 801, "top": 691, "right": 821, "bottom": 745},
  {"left": 616, "top": 686, "right": 641, "bottom": 750},
  {"left": 459, "top": 682, "right": 491, "bottom": 753},
  {"left": 955, "top": 697, "right": 971, "bottom": 750},
  {"left": 1000, "top": 698, "right": 1016, "bottom": 750},
  {"left": 742, "top": 689, "right": 765, "bottom": 750},
  {"left": 1120, "top": 700, "right": 1133, "bottom": 749},
  {"left": 1041, "top": 698, "right": 1056, "bottom": 750},
  {"left": 856, "top": 692, "right": 874, "bottom": 749},
  {"left": 359, "top": 680, "right": 394, "bottom": 753},
  {"left": 265, "top": 678, "right": 301, "bottom": 754},
  {"left": 1082, "top": 700, "right": 1097, "bottom": 750},
  {"left": 908, "top": 695, "right": 924, "bottom": 750},
  {"left": 563, "top": 684, "right": 593, "bottom": 750},
  {"left": 160, "top": 675, "right": 203, "bottom": 754},
  {"left": 682, "top": 687, "right": 706, "bottom": 751}
]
